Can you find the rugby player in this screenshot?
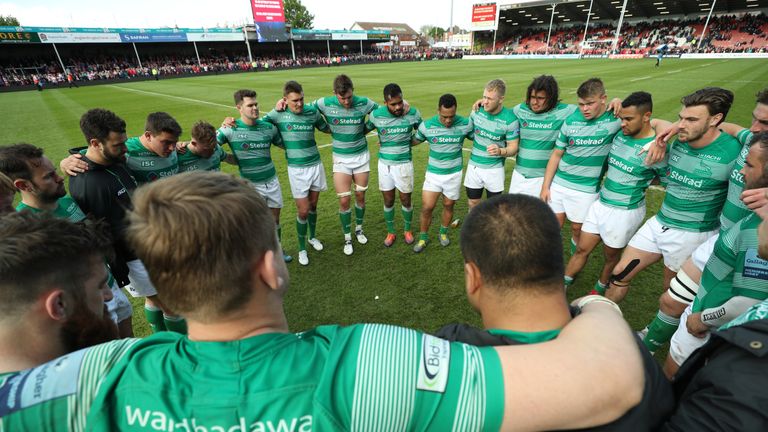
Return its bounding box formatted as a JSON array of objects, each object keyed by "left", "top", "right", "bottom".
[
  {"left": 68, "top": 109, "right": 186, "bottom": 335},
  {"left": 465, "top": 79, "right": 519, "bottom": 210},
  {"left": 366, "top": 83, "right": 422, "bottom": 246},
  {"left": 607, "top": 88, "right": 741, "bottom": 341},
  {"left": 0, "top": 212, "right": 117, "bottom": 373},
  {"left": 0, "top": 144, "right": 133, "bottom": 337},
  {"left": 217, "top": 89, "right": 292, "bottom": 262},
  {"left": 564, "top": 92, "right": 669, "bottom": 295},
  {"left": 314, "top": 75, "right": 377, "bottom": 255},
  {"left": 177, "top": 121, "right": 235, "bottom": 172},
  {"left": 509, "top": 75, "right": 577, "bottom": 197},
  {"left": 663, "top": 132, "right": 768, "bottom": 376},
  {"left": 263, "top": 81, "right": 331, "bottom": 265},
  {"left": 0, "top": 170, "right": 646, "bottom": 431},
  {"left": 412, "top": 94, "right": 474, "bottom": 253},
  {"left": 662, "top": 202, "right": 768, "bottom": 430},
  {"left": 436, "top": 193, "right": 674, "bottom": 430},
  {"left": 639, "top": 88, "right": 768, "bottom": 352},
  {"left": 540, "top": 78, "right": 622, "bottom": 254}
]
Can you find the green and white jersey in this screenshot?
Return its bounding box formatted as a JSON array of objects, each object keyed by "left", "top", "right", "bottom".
[
  {"left": 719, "top": 129, "right": 754, "bottom": 232},
  {"left": 468, "top": 107, "right": 519, "bottom": 169},
  {"left": 487, "top": 328, "right": 561, "bottom": 344},
  {"left": 366, "top": 106, "right": 422, "bottom": 165},
  {"left": 414, "top": 115, "right": 474, "bottom": 175},
  {"left": 693, "top": 214, "right": 768, "bottom": 313},
  {"left": 657, "top": 133, "right": 742, "bottom": 232},
  {"left": 177, "top": 145, "right": 228, "bottom": 173},
  {"left": 721, "top": 297, "right": 768, "bottom": 330},
  {"left": 0, "top": 324, "right": 504, "bottom": 431},
  {"left": 553, "top": 110, "right": 622, "bottom": 193},
  {"left": 513, "top": 103, "right": 577, "bottom": 179},
  {"left": 599, "top": 133, "right": 668, "bottom": 209},
  {"left": 264, "top": 105, "right": 330, "bottom": 167},
  {"left": 315, "top": 95, "right": 377, "bottom": 157},
  {"left": 217, "top": 119, "right": 283, "bottom": 183},
  {"left": 16, "top": 196, "right": 85, "bottom": 222},
  {"left": 124, "top": 137, "right": 179, "bottom": 185}
]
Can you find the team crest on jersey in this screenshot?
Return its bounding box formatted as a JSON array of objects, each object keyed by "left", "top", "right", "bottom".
[
  {"left": 286, "top": 125, "right": 293, "bottom": 131},
  {"left": 332, "top": 118, "right": 340, "bottom": 125},
  {"left": 241, "top": 143, "right": 250, "bottom": 150},
  {"left": 381, "top": 128, "right": 388, "bottom": 135},
  {"left": 568, "top": 138, "right": 575, "bottom": 146},
  {"left": 522, "top": 121, "right": 528, "bottom": 128},
  {"left": 431, "top": 137, "right": 439, "bottom": 143}
]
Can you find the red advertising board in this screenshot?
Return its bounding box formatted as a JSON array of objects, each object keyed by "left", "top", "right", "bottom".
[
  {"left": 471, "top": 3, "right": 498, "bottom": 30},
  {"left": 251, "top": 0, "right": 285, "bottom": 23}
]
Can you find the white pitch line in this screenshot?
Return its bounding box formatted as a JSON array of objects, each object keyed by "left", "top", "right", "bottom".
[
  {"left": 666, "top": 69, "right": 682, "bottom": 74},
  {"left": 630, "top": 75, "right": 652, "bottom": 82},
  {"left": 107, "top": 85, "right": 232, "bottom": 109},
  {"left": 701, "top": 63, "right": 712, "bottom": 67}
]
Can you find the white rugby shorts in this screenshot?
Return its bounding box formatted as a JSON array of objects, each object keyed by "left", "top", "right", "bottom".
[
  {"left": 378, "top": 159, "right": 414, "bottom": 194},
  {"left": 333, "top": 151, "right": 370, "bottom": 175},
  {"left": 628, "top": 216, "right": 718, "bottom": 272},
  {"left": 508, "top": 169, "right": 544, "bottom": 197},
  {"left": 288, "top": 162, "right": 327, "bottom": 199},
  {"left": 548, "top": 182, "right": 598, "bottom": 224},
  {"left": 423, "top": 170, "right": 462, "bottom": 201},
  {"left": 582, "top": 200, "right": 646, "bottom": 249},
  {"left": 463, "top": 164, "right": 505, "bottom": 193},
  {"left": 251, "top": 177, "right": 284, "bottom": 209}
]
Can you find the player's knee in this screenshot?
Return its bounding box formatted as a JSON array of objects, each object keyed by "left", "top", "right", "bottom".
[
  {"left": 668, "top": 269, "right": 699, "bottom": 305},
  {"left": 659, "top": 292, "right": 686, "bottom": 315}
]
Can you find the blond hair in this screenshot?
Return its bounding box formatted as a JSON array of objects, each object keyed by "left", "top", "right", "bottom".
[
  {"left": 485, "top": 79, "right": 506, "bottom": 97},
  {"left": 127, "top": 171, "right": 276, "bottom": 322}
]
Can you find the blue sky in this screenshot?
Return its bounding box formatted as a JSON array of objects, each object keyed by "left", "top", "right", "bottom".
[{"left": 0, "top": 0, "right": 493, "bottom": 30}]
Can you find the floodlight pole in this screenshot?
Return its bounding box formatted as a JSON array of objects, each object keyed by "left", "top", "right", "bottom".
[
  {"left": 290, "top": 38, "right": 296, "bottom": 61},
  {"left": 492, "top": 29, "right": 497, "bottom": 54},
  {"left": 243, "top": 27, "right": 253, "bottom": 63},
  {"left": 545, "top": 4, "right": 557, "bottom": 55},
  {"left": 360, "top": 39, "right": 363, "bottom": 55},
  {"left": 611, "top": 0, "right": 628, "bottom": 53},
  {"left": 449, "top": 0, "right": 454, "bottom": 50},
  {"left": 327, "top": 39, "right": 331, "bottom": 61},
  {"left": 697, "top": 0, "right": 717, "bottom": 51},
  {"left": 132, "top": 42, "right": 142, "bottom": 69},
  {"left": 51, "top": 43, "right": 67, "bottom": 74},
  {"left": 579, "top": 0, "right": 594, "bottom": 57},
  {"left": 192, "top": 41, "right": 201, "bottom": 66}
]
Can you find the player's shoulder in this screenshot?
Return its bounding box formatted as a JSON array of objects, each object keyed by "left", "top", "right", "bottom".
[
  {"left": 124, "top": 136, "right": 142, "bottom": 150},
  {"left": 352, "top": 95, "right": 374, "bottom": 107},
  {"left": 370, "top": 106, "right": 389, "bottom": 118},
  {"left": 302, "top": 103, "right": 319, "bottom": 116},
  {"left": 715, "top": 131, "right": 745, "bottom": 154},
  {"left": 454, "top": 114, "right": 470, "bottom": 127}
]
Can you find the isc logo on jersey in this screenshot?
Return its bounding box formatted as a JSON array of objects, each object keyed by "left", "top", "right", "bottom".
[{"left": 141, "top": 160, "right": 155, "bottom": 167}]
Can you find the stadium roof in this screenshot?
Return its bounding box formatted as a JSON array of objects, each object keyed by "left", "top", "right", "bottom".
[
  {"left": 350, "top": 22, "right": 419, "bottom": 35},
  {"left": 499, "top": 0, "right": 768, "bottom": 26}
]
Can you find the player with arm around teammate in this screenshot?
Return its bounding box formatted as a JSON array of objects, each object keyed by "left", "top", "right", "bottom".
[
  {"left": 564, "top": 92, "right": 669, "bottom": 295},
  {"left": 366, "top": 83, "right": 422, "bottom": 247},
  {"left": 0, "top": 170, "right": 646, "bottom": 431},
  {"left": 412, "top": 94, "right": 474, "bottom": 253}
]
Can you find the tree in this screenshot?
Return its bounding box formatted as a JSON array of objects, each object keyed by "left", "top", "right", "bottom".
[
  {"left": 283, "top": 0, "right": 313, "bottom": 29},
  {"left": 419, "top": 25, "right": 434, "bottom": 37},
  {"left": 428, "top": 26, "right": 445, "bottom": 41},
  {"left": 0, "top": 15, "right": 20, "bottom": 26}
]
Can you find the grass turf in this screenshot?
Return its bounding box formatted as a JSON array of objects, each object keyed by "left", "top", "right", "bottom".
[{"left": 2, "top": 58, "right": 766, "bottom": 349}]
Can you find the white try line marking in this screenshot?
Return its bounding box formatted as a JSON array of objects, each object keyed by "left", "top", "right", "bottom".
[
  {"left": 630, "top": 75, "right": 652, "bottom": 82},
  {"left": 107, "top": 85, "right": 233, "bottom": 109}
]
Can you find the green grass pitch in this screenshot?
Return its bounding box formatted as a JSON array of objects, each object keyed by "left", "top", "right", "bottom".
[{"left": 2, "top": 58, "right": 766, "bottom": 348}]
